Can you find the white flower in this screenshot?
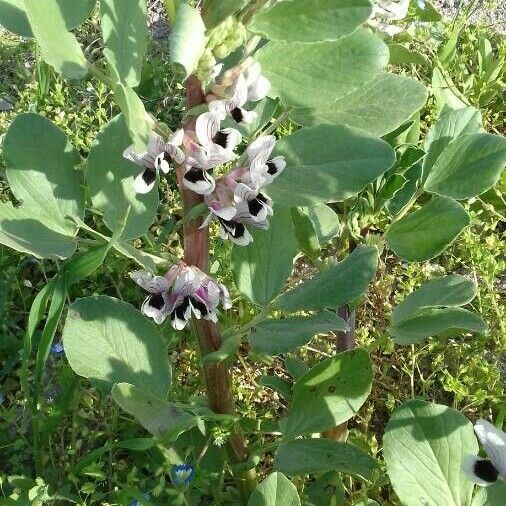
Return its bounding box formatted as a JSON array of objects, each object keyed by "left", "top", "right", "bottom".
[
  {"left": 123, "top": 130, "right": 185, "bottom": 194},
  {"left": 245, "top": 135, "right": 286, "bottom": 188},
  {"left": 462, "top": 419, "right": 506, "bottom": 486},
  {"left": 195, "top": 111, "right": 242, "bottom": 154},
  {"left": 373, "top": 0, "right": 410, "bottom": 20},
  {"left": 243, "top": 62, "right": 271, "bottom": 102}
]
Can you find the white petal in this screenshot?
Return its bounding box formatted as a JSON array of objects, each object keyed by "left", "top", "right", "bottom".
[
  {"left": 134, "top": 169, "right": 157, "bottom": 194},
  {"left": 208, "top": 100, "right": 228, "bottom": 119},
  {"left": 218, "top": 128, "right": 242, "bottom": 152},
  {"left": 475, "top": 420, "right": 506, "bottom": 476},
  {"left": 146, "top": 132, "right": 167, "bottom": 158},
  {"left": 173, "top": 267, "right": 199, "bottom": 296},
  {"left": 237, "top": 108, "right": 257, "bottom": 125},
  {"left": 169, "top": 128, "right": 184, "bottom": 146},
  {"left": 462, "top": 455, "right": 498, "bottom": 486},
  {"left": 172, "top": 314, "right": 188, "bottom": 331},
  {"left": 247, "top": 75, "right": 271, "bottom": 102},
  {"left": 247, "top": 135, "right": 275, "bottom": 164},
  {"left": 141, "top": 295, "right": 169, "bottom": 323},
  {"left": 211, "top": 63, "right": 224, "bottom": 79},
  {"left": 166, "top": 144, "right": 186, "bottom": 165},
  {"left": 183, "top": 169, "right": 216, "bottom": 195},
  {"left": 212, "top": 205, "right": 237, "bottom": 221},
  {"left": 230, "top": 225, "right": 253, "bottom": 246},
  {"left": 199, "top": 212, "right": 214, "bottom": 229},
  {"left": 206, "top": 144, "right": 236, "bottom": 167},
  {"left": 196, "top": 112, "right": 221, "bottom": 146},
  {"left": 229, "top": 73, "right": 249, "bottom": 109},
  {"left": 244, "top": 62, "right": 262, "bottom": 87},
  {"left": 234, "top": 182, "right": 256, "bottom": 204},
  {"left": 130, "top": 271, "right": 170, "bottom": 293},
  {"left": 218, "top": 282, "right": 232, "bottom": 309}
]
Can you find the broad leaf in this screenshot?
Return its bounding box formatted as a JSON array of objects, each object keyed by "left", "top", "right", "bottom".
[
  {"left": 304, "top": 472, "right": 345, "bottom": 506},
  {"left": 0, "top": 0, "right": 96, "bottom": 38},
  {"left": 391, "top": 275, "right": 486, "bottom": 344},
  {"left": 291, "top": 207, "right": 320, "bottom": 260},
  {"left": 269, "top": 125, "right": 395, "bottom": 207},
  {"left": 62, "top": 244, "right": 110, "bottom": 285},
  {"left": 291, "top": 74, "right": 427, "bottom": 136},
  {"left": 86, "top": 115, "right": 158, "bottom": 240},
  {"left": 275, "top": 246, "right": 378, "bottom": 312},
  {"left": 259, "top": 375, "right": 292, "bottom": 402},
  {"left": 257, "top": 29, "right": 388, "bottom": 109},
  {"left": 307, "top": 205, "right": 340, "bottom": 244},
  {"left": 392, "top": 275, "right": 478, "bottom": 325},
  {"left": 3, "top": 113, "right": 84, "bottom": 234},
  {"left": 389, "top": 43, "right": 429, "bottom": 66},
  {"left": 384, "top": 400, "right": 478, "bottom": 506},
  {"left": 424, "top": 133, "right": 506, "bottom": 199},
  {"left": 248, "top": 472, "right": 301, "bottom": 506},
  {"left": 282, "top": 349, "right": 372, "bottom": 437},
  {"left": 100, "top": 0, "right": 148, "bottom": 87},
  {"left": 23, "top": 0, "right": 88, "bottom": 79},
  {"left": 169, "top": 3, "right": 206, "bottom": 78},
  {"left": 392, "top": 307, "right": 486, "bottom": 345},
  {"left": 386, "top": 197, "right": 470, "bottom": 261},
  {"left": 202, "top": 0, "right": 248, "bottom": 29},
  {"left": 231, "top": 206, "right": 297, "bottom": 307},
  {"left": 250, "top": 0, "right": 372, "bottom": 42},
  {"left": 112, "top": 383, "right": 196, "bottom": 439},
  {"left": 63, "top": 296, "right": 171, "bottom": 397},
  {"left": 274, "top": 439, "right": 377, "bottom": 479},
  {"left": 432, "top": 67, "right": 467, "bottom": 114},
  {"left": 249, "top": 312, "right": 348, "bottom": 356},
  {"left": 423, "top": 107, "right": 485, "bottom": 178}
]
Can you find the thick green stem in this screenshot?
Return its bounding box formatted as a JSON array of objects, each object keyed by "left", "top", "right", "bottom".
[{"left": 179, "top": 75, "right": 257, "bottom": 503}]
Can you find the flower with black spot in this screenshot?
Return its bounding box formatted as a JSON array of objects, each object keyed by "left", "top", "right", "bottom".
[{"left": 462, "top": 419, "right": 506, "bottom": 486}]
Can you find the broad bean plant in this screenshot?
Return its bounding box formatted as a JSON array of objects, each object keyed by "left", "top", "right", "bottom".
[{"left": 0, "top": 0, "right": 505, "bottom": 504}]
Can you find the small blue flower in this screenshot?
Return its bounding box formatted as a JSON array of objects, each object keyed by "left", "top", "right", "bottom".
[
  {"left": 130, "top": 501, "right": 139, "bottom": 506},
  {"left": 0, "top": 392, "right": 5, "bottom": 405},
  {"left": 50, "top": 341, "right": 65, "bottom": 355},
  {"left": 171, "top": 463, "right": 195, "bottom": 485}
]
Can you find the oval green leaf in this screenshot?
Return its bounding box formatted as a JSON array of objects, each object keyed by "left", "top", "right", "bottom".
[
  {"left": 250, "top": 0, "right": 372, "bottom": 43},
  {"left": 63, "top": 296, "right": 171, "bottom": 397},
  {"left": 282, "top": 348, "right": 372, "bottom": 438},
  {"left": 269, "top": 125, "right": 395, "bottom": 207},
  {"left": 248, "top": 472, "right": 301, "bottom": 506},
  {"left": 385, "top": 196, "right": 470, "bottom": 262},
  {"left": 384, "top": 400, "right": 478, "bottom": 506}
]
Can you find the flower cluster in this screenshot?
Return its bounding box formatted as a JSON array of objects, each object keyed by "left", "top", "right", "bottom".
[
  {"left": 462, "top": 419, "right": 506, "bottom": 486},
  {"left": 130, "top": 264, "right": 231, "bottom": 329},
  {"left": 368, "top": 0, "right": 410, "bottom": 36}
]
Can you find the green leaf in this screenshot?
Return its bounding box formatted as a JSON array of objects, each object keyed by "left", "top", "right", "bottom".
[
  {"left": 0, "top": 203, "right": 77, "bottom": 259},
  {"left": 282, "top": 349, "right": 372, "bottom": 437},
  {"left": 284, "top": 356, "right": 309, "bottom": 381},
  {"left": 62, "top": 244, "right": 110, "bottom": 285},
  {"left": 383, "top": 400, "right": 478, "bottom": 506},
  {"left": 424, "top": 133, "right": 506, "bottom": 199},
  {"left": 86, "top": 115, "right": 158, "bottom": 240},
  {"left": 290, "top": 73, "right": 427, "bottom": 137},
  {"left": 250, "top": 0, "right": 372, "bottom": 43},
  {"left": 392, "top": 275, "right": 478, "bottom": 325},
  {"left": 431, "top": 67, "right": 467, "bottom": 114},
  {"left": 269, "top": 125, "right": 395, "bottom": 207},
  {"left": 482, "top": 483, "right": 506, "bottom": 506},
  {"left": 304, "top": 472, "right": 345, "bottom": 506},
  {"left": 0, "top": 0, "right": 96, "bottom": 38},
  {"left": 392, "top": 306, "right": 486, "bottom": 345},
  {"left": 307, "top": 205, "right": 340, "bottom": 244},
  {"left": 202, "top": 0, "right": 248, "bottom": 29},
  {"left": 111, "top": 81, "right": 151, "bottom": 151},
  {"left": 231, "top": 206, "right": 297, "bottom": 307},
  {"left": 112, "top": 383, "right": 196, "bottom": 439},
  {"left": 249, "top": 312, "right": 348, "bottom": 356},
  {"left": 248, "top": 472, "right": 301, "bottom": 506},
  {"left": 259, "top": 375, "right": 292, "bottom": 402},
  {"left": 202, "top": 335, "right": 241, "bottom": 363},
  {"left": 414, "top": 0, "right": 442, "bottom": 21},
  {"left": 423, "top": 107, "right": 485, "bottom": 178},
  {"left": 23, "top": 0, "right": 88, "bottom": 79},
  {"left": 385, "top": 197, "right": 470, "bottom": 261},
  {"left": 169, "top": 3, "right": 206, "bottom": 78},
  {"left": 275, "top": 246, "right": 378, "bottom": 312},
  {"left": 274, "top": 439, "right": 377, "bottom": 479},
  {"left": 388, "top": 43, "right": 429, "bottom": 66},
  {"left": 257, "top": 29, "right": 388, "bottom": 109},
  {"left": 63, "top": 296, "right": 171, "bottom": 397},
  {"left": 391, "top": 275, "right": 486, "bottom": 344},
  {"left": 291, "top": 208, "right": 320, "bottom": 260},
  {"left": 3, "top": 113, "right": 84, "bottom": 234},
  {"left": 100, "top": 0, "right": 148, "bottom": 87}
]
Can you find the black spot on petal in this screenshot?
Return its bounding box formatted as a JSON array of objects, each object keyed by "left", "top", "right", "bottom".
[
  {"left": 474, "top": 460, "right": 499, "bottom": 483},
  {"left": 190, "top": 297, "right": 209, "bottom": 316},
  {"left": 248, "top": 198, "right": 264, "bottom": 217},
  {"left": 148, "top": 293, "right": 165, "bottom": 310},
  {"left": 213, "top": 131, "right": 229, "bottom": 149},
  {"left": 142, "top": 168, "right": 157, "bottom": 185},
  {"left": 231, "top": 107, "right": 243, "bottom": 123},
  {"left": 184, "top": 168, "right": 206, "bottom": 183},
  {"left": 266, "top": 161, "right": 277, "bottom": 175}
]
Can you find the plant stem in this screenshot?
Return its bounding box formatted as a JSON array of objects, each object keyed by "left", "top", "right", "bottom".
[{"left": 178, "top": 75, "right": 257, "bottom": 503}]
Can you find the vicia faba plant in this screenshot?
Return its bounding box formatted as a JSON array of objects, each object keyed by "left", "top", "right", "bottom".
[{"left": 1, "top": 0, "right": 505, "bottom": 504}]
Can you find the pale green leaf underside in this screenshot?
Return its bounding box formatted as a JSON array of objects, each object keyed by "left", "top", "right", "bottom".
[
  {"left": 386, "top": 196, "right": 470, "bottom": 261},
  {"left": 63, "top": 296, "right": 171, "bottom": 397},
  {"left": 269, "top": 124, "right": 395, "bottom": 207},
  {"left": 283, "top": 349, "right": 372, "bottom": 437},
  {"left": 86, "top": 114, "right": 158, "bottom": 240},
  {"left": 247, "top": 472, "right": 301, "bottom": 506},
  {"left": 23, "top": 0, "right": 88, "bottom": 79},
  {"left": 112, "top": 383, "right": 195, "bottom": 438},
  {"left": 275, "top": 439, "right": 377, "bottom": 479},
  {"left": 100, "top": 0, "right": 148, "bottom": 87},
  {"left": 290, "top": 73, "right": 427, "bottom": 136},
  {"left": 202, "top": 0, "right": 248, "bottom": 29},
  {"left": 250, "top": 0, "right": 372, "bottom": 43},
  {"left": 249, "top": 311, "right": 348, "bottom": 356},
  {"left": 231, "top": 206, "right": 297, "bottom": 307},
  {"left": 257, "top": 29, "right": 389, "bottom": 109},
  {"left": 384, "top": 400, "right": 478, "bottom": 506}
]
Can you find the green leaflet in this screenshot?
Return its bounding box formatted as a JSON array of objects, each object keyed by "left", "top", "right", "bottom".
[{"left": 247, "top": 472, "right": 301, "bottom": 506}]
